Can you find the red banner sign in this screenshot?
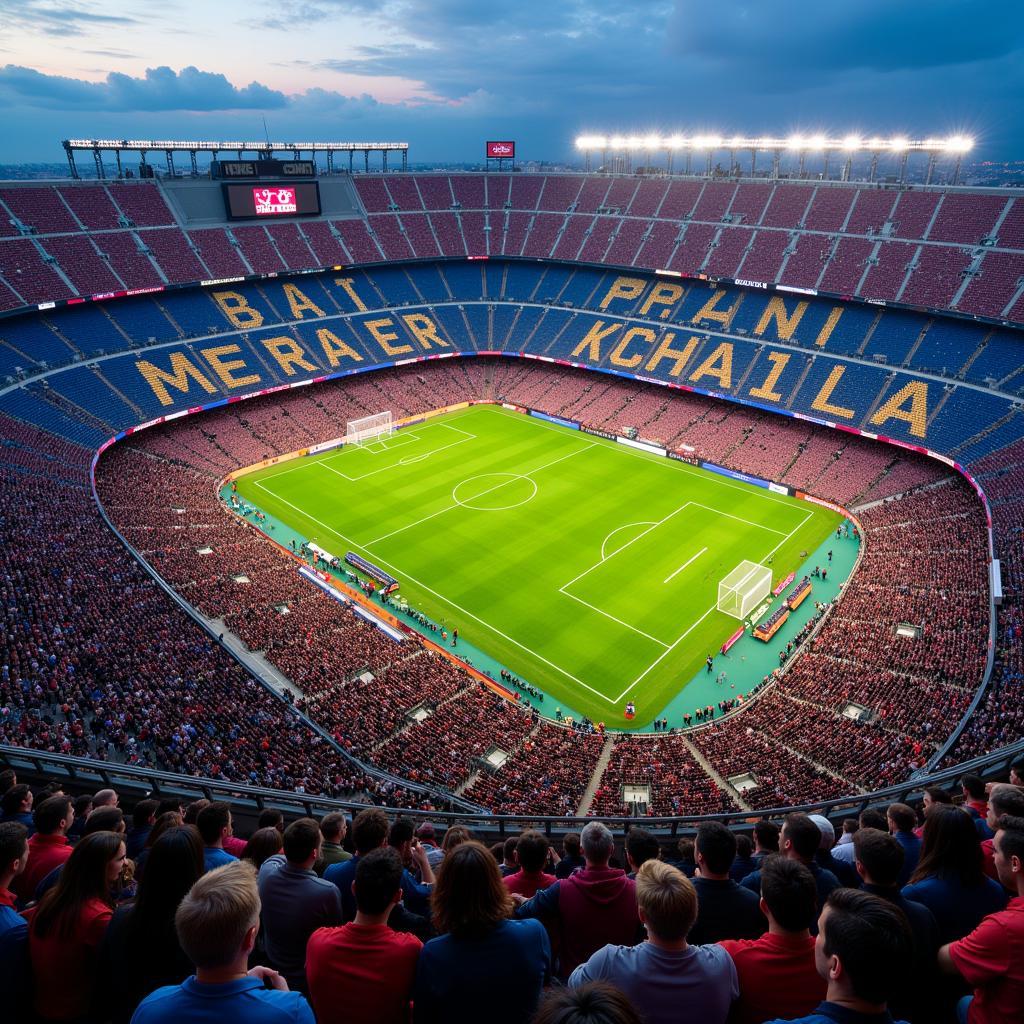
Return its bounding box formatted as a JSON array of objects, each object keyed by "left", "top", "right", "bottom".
[
  {"left": 721, "top": 626, "right": 745, "bottom": 654},
  {"left": 773, "top": 571, "right": 796, "bottom": 596}
]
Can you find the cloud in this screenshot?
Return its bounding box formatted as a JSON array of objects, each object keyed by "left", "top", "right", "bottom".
[
  {"left": 0, "top": 0, "right": 142, "bottom": 36},
  {"left": 0, "top": 65, "right": 288, "bottom": 111}
]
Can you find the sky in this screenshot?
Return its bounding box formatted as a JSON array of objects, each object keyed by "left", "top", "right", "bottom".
[{"left": 1, "top": 0, "right": 1022, "bottom": 166}]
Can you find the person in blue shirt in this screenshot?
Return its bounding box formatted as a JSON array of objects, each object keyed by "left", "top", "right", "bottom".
[
  {"left": 130, "top": 860, "right": 313, "bottom": 1024},
  {"left": 0, "top": 784, "right": 34, "bottom": 836},
  {"left": 326, "top": 807, "right": 390, "bottom": 919},
  {"left": 196, "top": 802, "right": 238, "bottom": 874},
  {"left": 886, "top": 804, "right": 922, "bottom": 888},
  {"left": 0, "top": 822, "right": 31, "bottom": 1019},
  {"left": 764, "top": 888, "right": 913, "bottom": 1024}
]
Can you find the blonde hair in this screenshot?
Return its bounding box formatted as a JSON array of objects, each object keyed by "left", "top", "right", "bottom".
[
  {"left": 175, "top": 860, "right": 260, "bottom": 968},
  {"left": 636, "top": 859, "right": 697, "bottom": 941}
]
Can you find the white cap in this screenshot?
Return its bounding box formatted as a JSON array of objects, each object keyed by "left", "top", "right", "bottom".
[{"left": 809, "top": 814, "right": 835, "bottom": 849}]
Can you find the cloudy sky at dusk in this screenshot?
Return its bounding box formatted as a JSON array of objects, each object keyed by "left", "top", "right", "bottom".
[{"left": 1, "top": 0, "right": 1021, "bottom": 165}]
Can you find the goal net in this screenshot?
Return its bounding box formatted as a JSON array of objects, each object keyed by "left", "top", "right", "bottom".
[
  {"left": 346, "top": 411, "right": 393, "bottom": 446},
  {"left": 717, "top": 560, "right": 773, "bottom": 620}
]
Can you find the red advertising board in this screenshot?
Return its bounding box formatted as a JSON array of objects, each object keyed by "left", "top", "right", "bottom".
[
  {"left": 253, "top": 186, "right": 297, "bottom": 215},
  {"left": 486, "top": 140, "right": 515, "bottom": 158}
]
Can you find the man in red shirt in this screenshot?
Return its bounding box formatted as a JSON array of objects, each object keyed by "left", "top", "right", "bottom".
[
  {"left": 504, "top": 830, "right": 556, "bottom": 898},
  {"left": 306, "top": 845, "right": 422, "bottom": 1024},
  {"left": 941, "top": 814, "right": 1024, "bottom": 1024},
  {"left": 719, "top": 854, "right": 826, "bottom": 1024},
  {"left": 979, "top": 786, "right": 1024, "bottom": 881},
  {"left": 13, "top": 794, "right": 73, "bottom": 903}
]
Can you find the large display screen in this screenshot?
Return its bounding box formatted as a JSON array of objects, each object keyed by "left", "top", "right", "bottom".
[
  {"left": 222, "top": 182, "right": 321, "bottom": 219},
  {"left": 486, "top": 140, "right": 515, "bottom": 158}
]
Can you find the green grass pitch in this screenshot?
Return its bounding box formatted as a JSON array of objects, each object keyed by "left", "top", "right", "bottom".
[{"left": 236, "top": 405, "right": 841, "bottom": 725}]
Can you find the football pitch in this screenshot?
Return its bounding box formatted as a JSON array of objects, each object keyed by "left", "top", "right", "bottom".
[{"left": 236, "top": 405, "right": 842, "bottom": 725}]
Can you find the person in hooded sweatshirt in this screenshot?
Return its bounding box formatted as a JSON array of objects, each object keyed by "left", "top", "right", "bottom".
[{"left": 514, "top": 821, "right": 639, "bottom": 980}]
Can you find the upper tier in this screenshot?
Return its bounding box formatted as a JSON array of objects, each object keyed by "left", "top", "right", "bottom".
[{"left": 2, "top": 174, "right": 1024, "bottom": 325}]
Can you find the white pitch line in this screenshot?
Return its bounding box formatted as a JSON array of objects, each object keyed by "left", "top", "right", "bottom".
[
  {"left": 252, "top": 477, "right": 618, "bottom": 703},
  {"left": 561, "top": 590, "right": 671, "bottom": 648},
  {"left": 664, "top": 546, "right": 708, "bottom": 584},
  {"left": 687, "top": 502, "right": 790, "bottom": 536}
]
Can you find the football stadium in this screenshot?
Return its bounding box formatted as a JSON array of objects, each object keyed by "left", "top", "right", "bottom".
[{"left": 2, "top": 6, "right": 1024, "bottom": 1020}]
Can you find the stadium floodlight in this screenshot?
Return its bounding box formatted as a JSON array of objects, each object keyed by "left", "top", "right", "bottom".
[
  {"left": 842, "top": 135, "right": 863, "bottom": 151},
  {"left": 889, "top": 137, "right": 910, "bottom": 151},
  {"left": 668, "top": 134, "right": 687, "bottom": 149},
  {"left": 786, "top": 134, "right": 806, "bottom": 150},
  {"left": 945, "top": 135, "right": 974, "bottom": 153},
  {"left": 867, "top": 137, "right": 886, "bottom": 150},
  {"left": 728, "top": 135, "right": 745, "bottom": 148},
  {"left": 644, "top": 133, "right": 661, "bottom": 149},
  {"left": 575, "top": 135, "right": 608, "bottom": 149},
  {"left": 808, "top": 134, "right": 828, "bottom": 149},
  {"left": 610, "top": 135, "right": 627, "bottom": 149}
]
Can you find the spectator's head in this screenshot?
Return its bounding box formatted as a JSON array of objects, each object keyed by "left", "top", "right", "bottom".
[
  {"left": 515, "top": 830, "right": 550, "bottom": 875},
  {"left": 780, "top": 813, "right": 822, "bottom": 863},
  {"left": 84, "top": 806, "right": 125, "bottom": 836},
  {"left": 886, "top": 803, "right": 917, "bottom": 835},
  {"left": 675, "top": 838, "right": 695, "bottom": 864},
  {"left": 961, "top": 774, "right": 987, "bottom": 802},
  {"left": 353, "top": 846, "right": 405, "bottom": 917},
  {"left": 431, "top": 840, "right": 513, "bottom": 939},
  {"left": 32, "top": 832, "right": 126, "bottom": 939},
  {"left": 130, "top": 826, "right": 204, "bottom": 929},
  {"left": 736, "top": 834, "right": 754, "bottom": 860},
  {"left": 993, "top": 815, "right": 1024, "bottom": 895},
  {"left": 0, "top": 769, "right": 15, "bottom": 794},
  {"left": 857, "top": 809, "right": 888, "bottom": 832},
  {"left": 441, "top": 826, "right": 471, "bottom": 854},
  {"left": 175, "top": 861, "right": 261, "bottom": 970},
  {"left": 759, "top": 855, "right": 817, "bottom": 934},
  {"left": 809, "top": 815, "right": 835, "bottom": 851},
  {"left": 625, "top": 827, "right": 660, "bottom": 873},
  {"left": 532, "top": 982, "right": 643, "bottom": 1024},
  {"left": 93, "top": 788, "right": 119, "bottom": 809},
  {"left": 352, "top": 808, "right": 389, "bottom": 855},
  {"left": 753, "top": 820, "right": 780, "bottom": 854},
  {"left": 1010, "top": 760, "right": 1024, "bottom": 788},
  {"left": 910, "top": 805, "right": 983, "bottom": 887},
  {"left": 282, "top": 817, "right": 321, "bottom": 868},
  {"left": 921, "top": 786, "right": 952, "bottom": 816},
  {"left": 987, "top": 784, "right": 1024, "bottom": 832},
  {"left": 196, "top": 802, "right": 233, "bottom": 848},
  {"left": 73, "top": 794, "right": 94, "bottom": 824},
  {"left": 563, "top": 832, "right": 582, "bottom": 859},
  {"left": 635, "top": 860, "right": 697, "bottom": 943},
  {"left": 503, "top": 837, "right": 519, "bottom": 867},
  {"left": 320, "top": 812, "right": 347, "bottom": 845},
  {"left": 33, "top": 794, "right": 74, "bottom": 837},
  {"left": 183, "top": 799, "right": 210, "bottom": 825},
  {"left": 841, "top": 819, "right": 859, "bottom": 837},
  {"left": 695, "top": 822, "right": 736, "bottom": 878},
  {"left": 1, "top": 784, "right": 31, "bottom": 817},
  {"left": 146, "top": 811, "right": 184, "bottom": 850},
  {"left": 853, "top": 829, "right": 905, "bottom": 889},
  {"left": 257, "top": 808, "right": 285, "bottom": 834},
  {"left": 132, "top": 799, "right": 159, "bottom": 832},
  {"left": 581, "top": 822, "right": 614, "bottom": 867},
  {"left": 815, "top": 889, "right": 912, "bottom": 1009},
  {"left": 0, "top": 821, "right": 29, "bottom": 886},
  {"left": 241, "top": 827, "right": 284, "bottom": 870},
  {"left": 415, "top": 822, "right": 436, "bottom": 844}
]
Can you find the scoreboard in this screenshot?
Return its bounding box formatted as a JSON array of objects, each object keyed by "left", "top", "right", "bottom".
[
  {"left": 222, "top": 182, "right": 321, "bottom": 219},
  {"left": 212, "top": 159, "right": 317, "bottom": 179}
]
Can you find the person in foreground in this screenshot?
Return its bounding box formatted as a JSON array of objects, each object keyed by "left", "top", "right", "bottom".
[
  {"left": 938, "top": 814, "right": 1024, "bottom": 1024},
  {"left": 764, "top": 887, "right": 913, "bottom": 1024},
  {"left": 130, "top": 860, "right": 314, "bottom": 1024},
  {"left": 413, "top": 840, "right": 550, "bottom": 1024},
  {"left": 568, "top": 859, "right": 737, "bottom": 1024},
  {"left": 533, "top": 981, "right": 644, "bottom": 1024}
]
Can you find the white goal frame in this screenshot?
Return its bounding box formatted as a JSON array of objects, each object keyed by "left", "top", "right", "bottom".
[
  {"left": 717, "top": 560, "right": 773, "bottom": 620},
  {"left": 346, "top": 411, "right": 394, "bottom": 446}
]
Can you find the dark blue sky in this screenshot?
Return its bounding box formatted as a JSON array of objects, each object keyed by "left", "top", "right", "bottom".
[{"left": 1, "top": 0, "right": 1021, "bottom": 164}]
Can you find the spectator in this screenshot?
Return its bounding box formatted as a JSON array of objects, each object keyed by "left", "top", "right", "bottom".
[
  {"left": 719, "top": 855, "right": 827, "bottom": 1024},
  {"left": 27, "top": 831, "right": 125, "bottom": 1022},
  {"left": 829, "top": 809, "right": 888, "bottom": 869},
  {"left": 415, "top": 822, "right": 445, "bottom": 870},
  {"left": 84, "top": 805, "right": 126, "bottom": 836},
  {"left": 130, "top": 861, "right": 314, "bottom": 1023},
  {"left": 242, "top": 827, "right": 284, "bottom": 870},
  {"left": 624, "top": 827, "right": 661, "bottom": 878},
  {"left": 388, "top": 817, "right": 435, "bottom": 915},
  {"left": 258, "top": 808, "right": 286, "bottom": 834},
  {"left": 961, "top": 775, "right": 990, "bottom": 822},
  {"left": 14, "top": 794, "right": 74, "bottom": 903},
  {"left": 569, "top": 859, "right": 736, "bottom": 1024},
  {"left": 126, "top": 799, "right": 159, "bottom": 860},
  {"left": 672, "top": 837, "right": 697, "bottom": 877},
  {"left": 99, "top": 825, "right": 204, "bottom": 1024},
  {"left": 918, "top": 787, "right": 954, "bottom": 835},
  {"left": 902, "top": 805, "right": 1008, "bottom": 945},
  {"left": 440, "top": 826, "right": 472, "bottom": 855},
  {"left": 730, "top": 834, "right": 757, "bottom": 883},
  {"left": 853, "top": 829, "right": 939, "bottom": 1022},
  {"left": 67, "top": 795, "right": 93, "bottom": 842},
  {"left": 504, "top": 830, "right": 556, "bottom": 898},
  {"left": 753, "top": 821, "right": 780, "bottom": 865},
  {"left": 690, "top": 821, "right": 764, "bottom": 944},
  {"left": 0, "top": 768, "right": 14, "bottom": 794},
  {"left": 196, "top": 802, "right": 237, "bottom": 873},
  {"left": 93, "top": 788, "right": 119, "bottom": 810},
  {"left": 317, "top": 813, "right": 350, "bottom": 873},
  {"left": 556, "top": 832, "right": 586, "bottom": 879},
  {"left": 940, "top": 814, "right": 1024, "bottom": 1024},
  {"left": 0, "top": 821, "right": 30, "bottom": 1017},
  {"left": 306, "top": 846, "right": 422, "bottom": 1024},
  {"left": 257, "top": 817, "right": 343, "bottom": 991},
  {"left": 1010, "top": 762, "right": 1024, "bottom": 788},
  {"left": 533, "top": 981, "right": 643, "bottom": 1024},
  {"left": 887, "top": 804, "right": 923, "bottom": 887},
  {"left": 810, "top": 814, "right": 859, "bottom": 889},
  {"left": 500, "top": 836, "right": 519, "bottom": 877},
  {"left": 325, "top": 808, "right": 389, "bottom": 921},
  {"left": 134, "top": 812, "right": 183, "bottom": 882},
  {"left": 980, "top": 785, "right": 1024, "bottom": 881},
  {"left": 183, "top": 800, "right": 210, "bottom": 826},
  {"left": 515, "top": 821, "right": 639, "bottom": 979},
  {"left": 837, "top": 819, "right": 858, "bottom": 849},
  {"left": 414, "top": 841, "right": 550, "bottom": 1024},
  {"left": 0, "top": 784, "right": 34, "bottom": 834},
  {"left": 741, "top": 813, "right": 840, "bottom": 933},
  {"left": 763, "top": 889, "right": 913, "bottom": 1024}
]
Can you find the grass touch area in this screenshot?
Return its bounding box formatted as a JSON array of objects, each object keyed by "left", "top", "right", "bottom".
[{"left": 236, "top": 405, "right": 841, "bottom": 725}]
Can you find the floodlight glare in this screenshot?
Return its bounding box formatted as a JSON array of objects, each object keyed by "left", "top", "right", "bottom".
[
  {"left": 946, "top": 135, "right": 974, "bottom": 153},
  {"left": 868, "top": 137, "right": 886, "bottom": 150},
  {"left": 668, "top": 134, "right": 686, "bottom": 149},
  {"left": 786, "top": 134, "right": 806, "bottom": 150},
  {"left": 808, "top": 134, "right": 827, "bottom": 149},
  {"left": 644, "top": 133, "right": 661, "bottom": 148},
  {"left": 842, "top": 135, "right": 862, "bottom": 151},
  {"left": 610, "top": 135, "right": 626, "bottom": 149},
  {"left": 728, "top": 135, "right": 744, "bottom": 148},
  {"left": 889, "top": 137, "right": 910, "bottom": 151}
]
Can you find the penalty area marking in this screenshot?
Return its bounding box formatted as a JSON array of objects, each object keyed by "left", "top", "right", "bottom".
[{"left": 664, "top": 546, "right": 708, "bottom": 584}]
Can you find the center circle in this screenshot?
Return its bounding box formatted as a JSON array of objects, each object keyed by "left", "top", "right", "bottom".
[{"left": 452, "top": 473, "right": 538, "bottom": 511}]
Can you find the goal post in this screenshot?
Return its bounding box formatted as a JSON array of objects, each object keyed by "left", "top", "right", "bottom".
[
  {"left": 717, "top": 560, "right": 773, "bottom": 620},
  {"left": 346, "top": 411, "right": 393, "bottom": 446}
]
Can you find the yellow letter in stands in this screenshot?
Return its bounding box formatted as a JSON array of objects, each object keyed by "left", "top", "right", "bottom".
[
  {"left": 810, "top": 366, "right": 855, "bottom": 420},
  {"left": 754, "top": 296, "right": 808, "bottom": 341},
  {"left": 598, "top": 276, "right": 647, "bottom": 310},
  {"left": 334, "top": 278, "right": 368, "bottom": 312},
  {"left": 281, "top": 283, "right": 326, "bottom": 321},
  {"left": 570, "top": 320, "right": 622, "bottom": 362},
  {"left": 690, "top": 289, "right": 737, "bottom": 328},
  {"left": 316, "top": 328, "right": 364, "bottom": 367},
  {"left": 136, "top": 351, "right": 218, "bottom": 407},
  {"left": 212, "top": 291, "right": 263, "bottom": 330},
  {"left": 639, "top": 282, "right": 684, "bottom": 318},
  {"left": 610, "top": 327, "right": 656, "bottom": 369},
  {"left": 364, "top": 318, "right": 413, "bottom": 357},
  {"left": 200, "top": 344, "right": 262, "bottom": 390},
  {"left": 688, "top": 342, "right": 734, "bottom": 389},
  {"left": 814, "top": 307, "right": 844, "bottom": 348},
  {"left": 643, "top": 333, "right": 700, "bottom": 378},
  {"left": 869, "top": 381, "right": 929, "bottom": 439},
  {"left": 747, "top": 351, "right": 791, "bottom": 402},
  {"left": 402, "top": 313, "right": 450, "bottom": 350},
  {"left": 262, "top": 336, "right": 317, "bottom": 376}
]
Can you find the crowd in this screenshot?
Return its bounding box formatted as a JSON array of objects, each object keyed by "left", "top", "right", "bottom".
[{"left": 2, "top": 770, "right": 1023, "bottom": 1024}]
